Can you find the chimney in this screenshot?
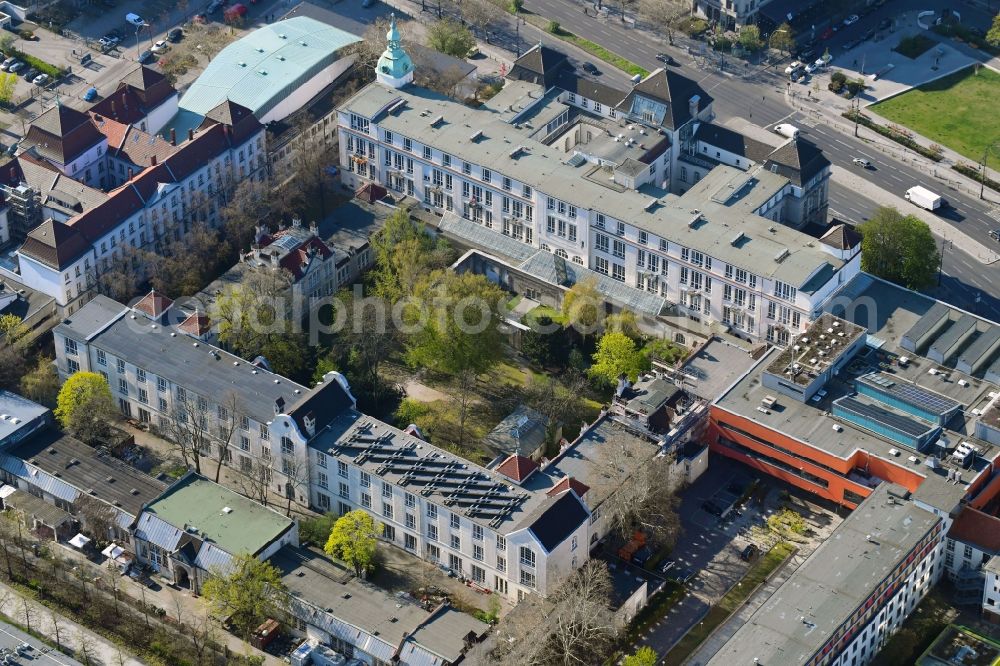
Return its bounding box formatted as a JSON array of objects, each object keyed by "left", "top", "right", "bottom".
[
  {"left": 111, "top": 100, "right": 116, "bottom": 116},
  {"left": 9, "top": 167, "right": 15, "bottom": 181},
  {"left": 270, "top": 252, "right": 279, "bottom": 267},
  {"left": 188, "top": 128, "right": 194, "bottom": 141},
  {"left": 127, "top": 167, "right": 133, "bottom": 180},
  {"left": 689, "top": 94, "right": 700, "bottom": 121},
  {"left": 170, "top": 128, "right": 176, "bottom": 146},
  {"left": 309, "top": 221, "right": 318, "bottom": 236},
  {"left": 291, "top": 216, "right": 302, "bottom": 229},
  {"left": 151, "top": 155, "right": 157, "bottom": 166}
]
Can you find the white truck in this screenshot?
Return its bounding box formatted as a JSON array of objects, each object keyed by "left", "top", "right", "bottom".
[
  {"left": 904, "top": 185, "right": 942, "bottom": 211},
  {"left": 773, "top": 123, "right": 800, "bottom": 140}
]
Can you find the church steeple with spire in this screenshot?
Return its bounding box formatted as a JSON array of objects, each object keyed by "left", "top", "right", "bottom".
[{"left": 376, "top": 14, "right": 414, "bottom": 89}]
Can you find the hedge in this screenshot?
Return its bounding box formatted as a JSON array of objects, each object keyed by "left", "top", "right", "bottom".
[
  {"left": 4, "top": 48, "right": 63, "bottom": 78},
  {"left": 953, "top": 162, "right": 1000, "bottom": 194},
  {"left": 842, "top": 109, "right": 944, "bottom": 162},
  {"left": 523, "top": 12, "right": 648, "bottom": 77}
]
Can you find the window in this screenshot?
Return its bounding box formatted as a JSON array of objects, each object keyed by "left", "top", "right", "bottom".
[
  {"left": 774, "top": 281, "right": 797, "bottom": 302},
  {"left": 384, "top": 130, "right": 393, "bottom": 144},
  {"left": 964, "top": 544, "right": 974, "bottom": 558},
  {"left": 361, "top": 493, "right": 372, "bottom": 509},
  {"left": 451, "top": 534, "right": 461, "bottom": 550},
  {"left": 361, "top": 471, "right": 371, "bottom": 487},
  {"left": 595, "top": 257, "right": 609, "bottom": 275},
  {"left": 339, "top": 482, "right": 349, "bottom": 498},
  {"left": 317, "top": 472, "right": 328, "bottom": 489},
  {"left": 138, "top": 388, "right": 148, "bottom": 404},
  {"left": 571, "top": 536, "right": 578, "bottom": 551},
  {"left": 423, "top": 146, "right": 432, "bottom": 159},
  {"left": 383, "top": 503, "right": 394, "bottom": 519},
  {"left": 405, "top": 513, "right": 416, "bottom": 529},
  {"left": 520, "top": 570, "right": 536, "bottom": 589},
  {"left": 117, "top": 359, "right": 126, "bottom": 374},
  {"left": 612, "top": 263, "right": 625, "bottom": 282},
  {"left": 482, "top": 168, "right": 491, "bottom": 183},
  {"left": 502, "top": 176, "right": 512, "bottom": 191},
  {"left": 497, "top": 555, "right": 507, "bottom": 572},
  {"left": 259, "top": 424, "right": 269, "bottom": 440},
  {"left": 462, "top": 162, "right": 471, "bottom": 175},
  {"left": 471, "top": 564, "right": 486, "bottom": 583},
  {"left": 382, "top": 482, "right": 392, "bottom": 499},
  {"left": 96, "top": 349, "right": 106, "bottom": 365},
  {"left": 473, "top": 544, "right": 484, "bottom": 561},
  {"left": 520, "top": 547, "right": 535, "bottom": 568},
  {"left": 428, "top": 524, "right": 438, "bottom": 541},
  {"left": 473, "top": 524, "right": 483, "bottom": 541},
  {"left": 119, "top": 378, "right": 128, "bottom": 395},
  {"left": 338, "top": 460, "right": 349, "bottom": 478},
  {"left": 450, "top": 513, "right": 460, "bottom": 529},
  {"left": 443, "top": 153, "right": 452, "bottom": 167},
  {"left": 383, "top": 524, "right": 395, "bottom": 541},
  {"left": 405, "top": 492, "right": 415, "bottom": 508},
  {"left": 405, "top": 534, "right": 417, "bottom": 551},
  {"left": 427, "top": 504, "right": 437, "bottom": 519},
  {"left": 595, "top": 233, "right": 609, "bottom": 253},
  {"left": 403, "top": 137, "right": 412, "bottom": 151},
  {"left": 449, "top": 554, "right": 463, "bottom": 573},
  {"left": 612, "top": 239, "right": 625, "bottom": 258},
  {"left": 497, "top": 535, "right": 506, "bottom": 551}
]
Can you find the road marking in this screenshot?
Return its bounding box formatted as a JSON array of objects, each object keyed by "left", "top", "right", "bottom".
[{"left": 834, "top": 139, "right": 850, "bottom": 148}]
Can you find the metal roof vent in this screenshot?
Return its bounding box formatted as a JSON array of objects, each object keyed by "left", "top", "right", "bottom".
[
  {"left": 259, "top": 69, "right": 267, "bottom": 75},
  {"left": 222, "top": 506, "right": 233, "bottom": 514},
  {"left": 238, "top": 61, "right": 246, "bottom": 67}
]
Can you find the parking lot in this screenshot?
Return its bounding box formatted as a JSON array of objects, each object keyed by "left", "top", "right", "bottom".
[{"left": 0, "top": 617, "right": 84, "bottom": 665}]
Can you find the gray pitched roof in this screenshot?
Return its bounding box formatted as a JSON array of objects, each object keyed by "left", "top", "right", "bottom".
[
  {"left": 18, "top": 219, "right": 91, "bottom": 270},
  {"left": 764, "top": 137, "right": 830, "bottom": 186},
  {"left": 508, "top": 43, "right": 568, "bottom": 88},
  {"left": 694, "top": 122, "right": 774, "bottom": 162},
  {"left": 617, "top": 68, "right": 713, "bottom": 130},
  {"left": 527, "top": 490, "right": 589, "bottom": 552}
]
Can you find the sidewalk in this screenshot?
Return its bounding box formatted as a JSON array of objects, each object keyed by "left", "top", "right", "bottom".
[{"left": 0, "top": 579, "right": 144, "bottom": 666}]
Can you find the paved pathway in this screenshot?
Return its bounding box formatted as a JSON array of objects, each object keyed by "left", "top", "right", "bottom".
[{"left": 0, "top": 580, "right": 144, "bottom": 666}]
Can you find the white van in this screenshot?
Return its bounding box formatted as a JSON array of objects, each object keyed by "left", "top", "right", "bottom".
[
  {"left": 125, "top": 13, "right": 145, "bottom": 26},
  {"left": 773, "top": 123, "right": 800, "bottom": 140}
]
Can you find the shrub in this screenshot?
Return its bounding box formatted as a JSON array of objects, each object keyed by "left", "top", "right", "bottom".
[
  {"left": 842, "top": 110, "right": 945, "bottom": 162},
  {"left": 954, "top": 162, "right": 1000, "bottom": 193},
  {"left": 829, "top": 79, "right": 845, "bottom": 93},
  {"left": 394, "top": 398, "right": 432, "bottom": 429},
  {"left": 846, "top": 77, "right": 865, "bottom": 96},
  {"left": 893, "top": 34, "right": 935, "bottom": 59},
  {"left": 547, "top": 20, "right": 561, "bottom": 34},
  {"left": 830, "top": 71, "right": 847, "bottom": 85},
  {"left": 19, "top": 30, "right": 34, "bottom": 41},
  {"left": 677, "top": 16, "right": 708, "bottom": 37}
]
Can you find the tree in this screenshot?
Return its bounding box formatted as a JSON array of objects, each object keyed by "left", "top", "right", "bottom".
[
  {"left": 370, "top": 208, "right": 453, "bottom": 301},
  {"left": 281, "top": 113, "right": 335, "bottom": 218},
  {"left": 19, "top": 356, "right": 60, "bottom": 407},
  {"left": 201, "top": 553, "right": 288, "bottom": 640},
  {"left": 55, "top": 372, "right": 117, "bottom": 444},
  {"left": 157, "top": 392, "right": 213, "bottom": 475},
  {"left": 211, "top": 392, "right": 243, "bottom": 483},
  {"left": 330, "top": 291, "right": 399, "bottom": 411},
  {"left": 0, "top": 313, "right": 30, "bottom": 348},
  {"left": 220, "top": 178, "right": 278, "bottom": 252},
  {"left": 299, "top": 512, "right": 337, "bottom": 545},
  {"left": 324, "top": 510, "right": 379, "bottom": 577},
  {"left": 521, "top": 314, "right": 570, "bottom": 369},
  {"left": 638, "top": 0, "right": 687, "bottom": 45},
  {"left": 235, "top": 458, "right": 273, "bottom": 508},
  {"left": 589, "top": 331, "right": 648, "bottom": 386},
  {"left": 413, "top": 58, "right": 470, "bottom": 98},
  {"left": 987, "top": 13, "right": 1000, "bottom": 47},
  {"left": 562, "top": 277, "right": 604, "bottom": 344},
  {"left": 604, "top": 310, "right": 642, "bottom": 341},
  {"left": 598, "top": 435, "right": 682, "bottom": 548},
  {"left": 280, "top": 455, "right": 307, "bottom": 517},
  {"left": 859, "top": 207, "right": 940, "bottom": 290},
  {"left": 509, "top": 0, "right": 523, "bottom": 13},
  {"left": 213, "top": 265, "right": 294, "bottom": 360},
  {"left": 406, "top": 270, "right": 507, "bottom": 446},
  {"left": 427, "top": 19, "right": 476, "bottom": 58},
  {"left": 0, "top": 72, "right": 16, "bottom": 105},
  {"left": 615, "top": 0, "right": 636, "bottom": 23},
  {"left": 738, "top": 24, "right": 763, "bottom": 52},
  {"left": 641, "top": 338, "right": 687, "bottom": 367},
  {"left": 76, "top": 494, "right": 119, "bottom": 546},
  {"left": 0, "top": 346, "right": 27, "bottom": 393},
  {"left": 623, "top": 646, "right": 659, "bottom": 666},
  {"left": 769, "top": 22, "right": 795, "bottom": 54},
  {"left": 463, "top": 0, "right": 502, "bottom": 43}
]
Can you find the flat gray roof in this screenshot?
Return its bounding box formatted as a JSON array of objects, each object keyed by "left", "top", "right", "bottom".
[
  {"left": 677, "top": 337, "right": 760, "bottom": 401},
  {"left": 58, "top": 295, "right": 308, "bottom": 425},
  {"left": 340, "top": 83, "right": 844, "bottom": 288},
  {"left": 0, "top": 391, "right": 49, "bottom": 446},
  {"left": 708, "top": 484, "right": 940, "bottom": 665}
]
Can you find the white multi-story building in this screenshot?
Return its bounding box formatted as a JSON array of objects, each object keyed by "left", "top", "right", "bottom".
[
  {"left": 14, "top": 100, "right": 267, "bottom": 316},
  {"left": 984, "top": 557, "right": 1000, "bottom": 624},
  {"left": 337, "top": 37, "right": 855, "bottom": 345},
  {"left": 55, "top": 291, "right": 669, "bottom": 601}
]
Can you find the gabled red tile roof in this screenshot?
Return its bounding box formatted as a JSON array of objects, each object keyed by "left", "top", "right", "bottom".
[
  {"left": 496, "top": 455, "right": 539, "bottom": 483},
  {"left": 178, "top": 310, "right": 211, "bottom": 337},
  {"left": 948, "top": 508, "right": 1000, "bottom": 553},
  {"left": 89, "top": 66, "right": 177, "bottom": 126},
  {"left": 274, "top": 235, "right": 334, "bottom": 281},
  {"left": 22, "top": 104, "right": 106, "bottom": 166},
  {"left": 547, "top": 475, "right": 590, "bottom": 498},
  {"left": 133, "top": 290, "right": 173, "bottom": 318}
]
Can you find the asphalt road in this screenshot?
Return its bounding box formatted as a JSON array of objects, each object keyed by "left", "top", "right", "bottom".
[{"left": 0, "top": 618, "right": 82, "bottom": 665}]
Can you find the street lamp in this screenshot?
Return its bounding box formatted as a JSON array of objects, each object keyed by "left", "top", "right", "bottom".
[{"left": 978, "top": 140, "right": 1000, "bottom": 200}]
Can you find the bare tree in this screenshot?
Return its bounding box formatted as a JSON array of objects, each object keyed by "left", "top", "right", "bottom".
[
  {"left": 280, "top": 456, "right": 308, "bottom": 517},
  {"left": 463, "top": 0, "right": 502, "bottom": 43},
  {"left": 638, "top": 0, "right": 688, "bottom": 45},
  {"left": 412, "top": 59, "right": 471, "bottom": 99},
  {"left": 211, "top": 391, "right": 244, "bottom": 484},
  {"left": 21, "top": 597, "right": 33, "bottom": 631},
  {"left": 488, "top": 560, "right": 617, "bottom": 665},
  {"left": 157, "top": 393, "right": 214, "bottom": 475},
  {"left": 50, "top": 611, "right": 63, "bottom": 650},
  {"left": 76, "top": 628, "right": 97, "bottom": 666},
  {"left": 75, "top": 494, "right": 119, "bottom": 546},
  {"left": 236, "top": 458, "right": 274, "bottom": 507},
  {"left": 598, "top": 435, "right": 683, "bottom": 549}
]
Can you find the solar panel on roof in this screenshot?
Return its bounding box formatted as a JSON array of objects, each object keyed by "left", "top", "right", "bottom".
[
  {"left": 858, "top": 373, "right": 961, "bottom": 416},
  {"left": 834, "top": 397, "right": 937, "bottom": 439}
]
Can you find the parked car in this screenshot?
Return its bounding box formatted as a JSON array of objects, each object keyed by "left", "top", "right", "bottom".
[
  {"left": 740, "top": 544, "right": 759, "bottom": 561},
  {"left": 844, "top": 14, "right": 859, "bottom": 26},
  {"left": 138, "top": 49, "right": 154, "bottom": 64},
  {"left": 582, "top": 61, "right": 600, "bottom": 75},
  {"left": 989, "top": 229, "right": 1000, "bottom": 243},
  {"left": 151, "top": 40, "right": 169, "bottom": 53},
  {"left": 99, "top": 35, "right": 120, "bottom": 48},
  {"left": 21, "top": 68, "right": 38, "bottom": 80},
  {"left": 804, "top": 61, "right": 819, "bottom": 74},
  {"left": 784, "top": 60, "right": 802, "bottom": 75},
  {"left": 0, "top": 57, "right": 15, "bottom": 71},
  {"left": 31, "top": 73, "right": 49, "bottom": 86},
  {"left": 820, "top": 27, "right": 834, "bottom": 40},
  {"left": 797, "top": 47, "right": 816, "bottom": 61},
  {"left": 223, "top": 2, "right": 247, "bottom": 20},
  {"left": 125, "top": 12, "right": 145, "bottom": 26},
  {"left": 83, "top": 86, "right": 99, "bottom": 102},
  {"left": 656, "top": 52, "right": 678, "bottom": 66},
  {"left": 7, "top": 61, "right": 23, "bottom": 73}
]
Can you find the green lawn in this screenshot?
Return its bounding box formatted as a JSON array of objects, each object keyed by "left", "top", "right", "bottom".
[
  {"left": 662, "top": 542, "right": 796, "bottom": 666},
  {"left": 871, "top": 66, "right": 1000, "bottom": 171}
]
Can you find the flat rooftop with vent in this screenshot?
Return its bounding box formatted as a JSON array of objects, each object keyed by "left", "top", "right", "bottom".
[{"left": 762, "top": 312, "right": 868, "bottom": 397}]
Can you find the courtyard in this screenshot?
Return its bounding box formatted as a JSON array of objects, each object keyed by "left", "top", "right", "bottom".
[{"left": 871, "top": 66, "right": 1000, "bottom": 171}]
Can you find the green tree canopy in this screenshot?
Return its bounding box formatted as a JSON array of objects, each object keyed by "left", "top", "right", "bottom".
[
  {"left": 738, "top": 24, "right": 763, "bottom": 51},
  {"left": 769, "top": 22, "right": 795, "bottom": 53},
  {"left": 427, "top": 19, "right": 476, "bottom": 58},
  {"left": 201, "top": 553, "right": 288, "bottom": 639},
  {"left": 859, "top": 206, "right": 940, "bottom": 290},
  {"left": 562, "top": 277, "right": 604, "bottom": 340},
  {"left": 19, "top": 356, "right": 61, "bottom": 407},
  {"left": 987, "top": 13, "right": 1000, "bottom": 47},
  {"left": 589, "top": 331, "right": 648, "bottom": 386},
  {"left": 0, "top": 313, "right": 30, "bottom": 348},
  {"left": 370, "top": 208, "right": 453, "bottom": 301},
  {"left": 324, "top": 509, "right": 379, "bottom": 577},
  {"left": 55, "top": 372, "right": 116, "bottom": 444},
  {"left": 623, "top": 646, "right": 659, "bottom": 666}
]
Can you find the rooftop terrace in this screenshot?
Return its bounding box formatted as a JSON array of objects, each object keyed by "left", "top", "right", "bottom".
[{"left": 764, "top": 313, "right": 867, "bottom": 386}]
